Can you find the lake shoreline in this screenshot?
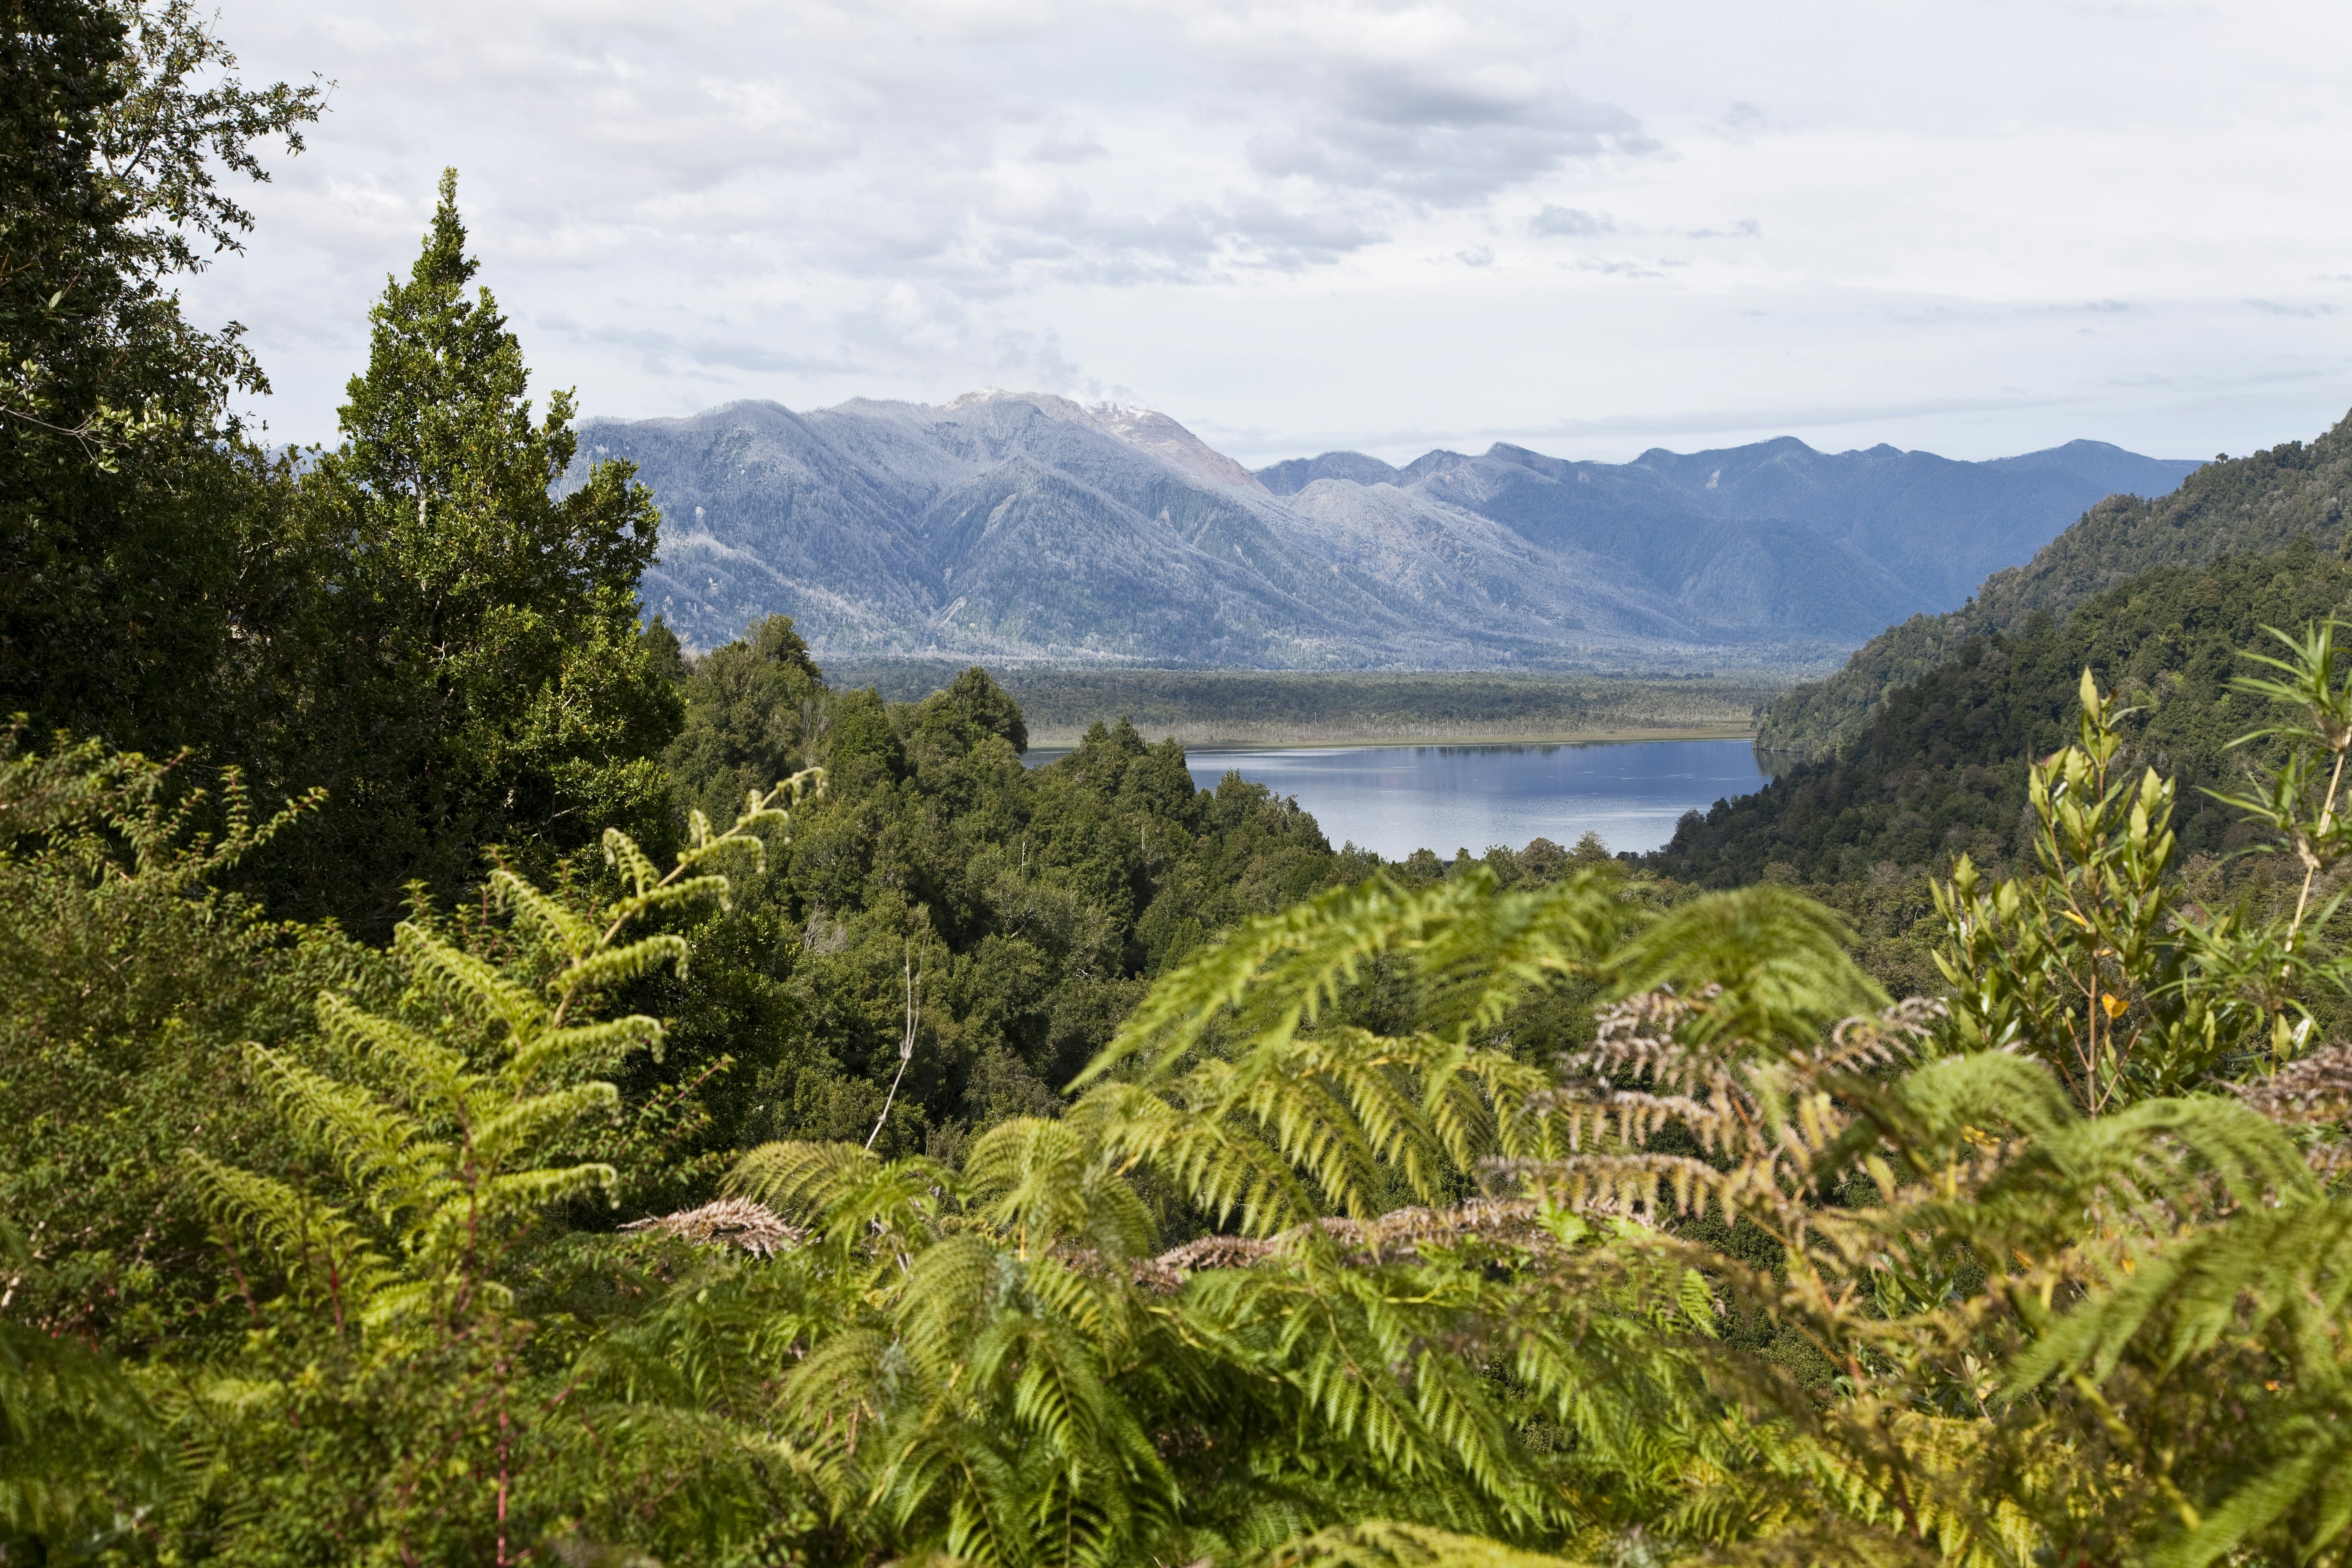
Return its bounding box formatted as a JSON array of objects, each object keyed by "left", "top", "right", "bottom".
[
  {"left": 1097, "top": 735, "right": 1775, "bottom": 859},
  {"left": 1025, "top": 724, "right": 1758, "bottom": 753}
]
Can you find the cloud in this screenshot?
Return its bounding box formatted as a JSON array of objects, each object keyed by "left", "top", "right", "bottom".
[
  {"left": 1530, "top": 205, "right": 1614, "bottom": 237},
  {"left": 544, "top": 319, "right": 864, "bottom": 380},
  {"left": 1244, "top": 65, "right": 1649, "bottom": 206},
  {"left": 183, "top": 0, "right": 2352, "bottom": 469},
  {"left": 1029, "top": 129, "right": 1107, "bottom": 164},
  {"left": 1717, "top": 100, "right": 1766, "bottom": 142}
]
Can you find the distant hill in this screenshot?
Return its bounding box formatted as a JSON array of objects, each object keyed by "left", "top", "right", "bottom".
[
  {"left": 1652, "top": 536, "right": 2351, "bottom": 887},
  {"left": 1755, "top": 413, "right": 2352, "bottom": 757},
  {"left": 573, "top": 389, "right": 2196, "bottom": 670},
  {"left": 1261, "top": 437, "right": 2197, "bottom": 618}
]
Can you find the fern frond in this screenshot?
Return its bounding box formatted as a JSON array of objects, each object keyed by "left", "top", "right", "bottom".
[
  {"left": 603, "top": 874, "right": 735, "bottom": 932},
  {"left": 601, "top": 829, "right": 666, "bottom": 899},
  {"left": 468, "top": 1081, "right": 622, "bottom": 1173},
  {"left": 505, "top": 1014, "right": 665, "bottom": 1086},
  {"left": 554, "top": 932, "right": 691, "bottom": 1003},
  {"left": 393, "top": 920, "right": 546, "bottom": 1040},
  {"left": 2009, "top": 1197, "right": 2352, "bottom": 1392},
  {"left": 314, "top": 991, "right": 469, "bottom": 1112},
  {"left": 728, "top": 1140, "right": 884, "bottom": 1220},
  {"left": 413, "top": 1163, "right": 620, "bottom": 1261},
  {"left": 238, "top": 1045, "right": 442, "bottom": 1223},
  {"left": 1081, "top": 875, "right": 1429, "bottom": 1087},
  {"left": 728, "top": 1140, "right": 959, "bottom": 1259},
  {"left": 487, "top": 865, "right": 598, "bottom": 957},
  {"left": 966, "top": 1117, "right": 1155, "bottom": 1261},
  {"left": 1405, "top": 868, "right": 1631, "bottom": 1036},
  {"left": 1609, "top": 886, "right": 1885, "bottom": 1045},
  {"left": 1081, "top": 1080, "right": 1321, "bottom": 1236},
  {"left": 1265, "top": 1519, "right": 1594, "bottom": 1568},
  {"left": 2017, "top": 1094, "right": 2317, "bottom": 1217},
  {"left": 184, "top": 1152, "right": 397, "bottom": 1313}
]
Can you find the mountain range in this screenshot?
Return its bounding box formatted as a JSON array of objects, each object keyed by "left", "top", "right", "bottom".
[
  {"left": 1756, "top": 411, "right": 2352, "bottom": 756},
  {"left": 572, "top": 390, "right": 2198, "bottom": 669}
]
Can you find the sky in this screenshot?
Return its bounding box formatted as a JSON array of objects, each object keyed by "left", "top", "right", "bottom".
[{"left": 181, "top": 0, "right": 2352, "bottom": 468}]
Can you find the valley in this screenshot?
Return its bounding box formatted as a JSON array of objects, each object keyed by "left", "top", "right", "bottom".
[{"left": 828, "top": 663, "right": 1779, "bottom": 748}]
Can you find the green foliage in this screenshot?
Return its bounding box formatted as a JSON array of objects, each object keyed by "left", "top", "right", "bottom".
[
  {"left": 248, "top": 171, "right": 683, "bottom": 930},
  {"left": 162, "top": 778, "right": 817, "bottom": 1565},
  {"left": 666, "top": 613, "right": 828, "bottom": 826},
  {"left": 647, "top": 642, "right": 1386, "bottom": 1168},
  {"left": 833, "top": 664, "right": 1777, "bottom": 747},
  {"left": 0, "top": 727, "right": 369, "bottom": 1353},
  {"left": 1932, "top": 649, "right": 2352, "bottom": 1112},
  {"left": 666, "top": 866, "right": 1872, "bottom": 1567},
  {"left": 11, "top": 614, "right": 2352, "bottom": 1567},
  {"left": 1, "top": 0, "right": 322, "bottom": 748},
  {"left": 0, "top": 1224, "right": 162, "bottom": 1561},
  {"left": 642, "top": 636, "right": 2352, "bottom": 1567},
  {"left": 15, "top": 13, "right": 2352, "bottom": 1560},
  {"left": 1269, "top": 1522, "right": 1591, "bottom": 1568},
  {"left": 1660, "top": 536, "right": 2352, "bottom": 891},
  {"left": 1759, "top": 410, "right": 2352, "bottom": 758}
]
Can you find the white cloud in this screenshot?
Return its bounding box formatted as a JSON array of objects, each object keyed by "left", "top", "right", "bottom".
[
  {"left": 1530, "top": 206, "right": 1614, "bottom": 237},
  {"left": 185, "top": 0, "right": 2352, "bottom": 466}
]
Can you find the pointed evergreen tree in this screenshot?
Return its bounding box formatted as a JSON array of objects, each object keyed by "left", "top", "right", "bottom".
[{"left": 268, "top": 170, "right": 682, "bottom": 929}]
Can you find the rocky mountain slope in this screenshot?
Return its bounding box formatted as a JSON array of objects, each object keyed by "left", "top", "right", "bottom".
[{"left": 574, "top": 389, "right": 2195, "bottom": 670}]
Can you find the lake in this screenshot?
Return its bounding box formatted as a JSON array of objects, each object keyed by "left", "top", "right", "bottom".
[{"left": 1029, "top": 739, "right": 1773, "bottom": 860}]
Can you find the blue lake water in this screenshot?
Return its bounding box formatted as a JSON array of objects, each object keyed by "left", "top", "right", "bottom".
[{"left": 1032, "top": 739, "right": 1773, "bottom": 860}]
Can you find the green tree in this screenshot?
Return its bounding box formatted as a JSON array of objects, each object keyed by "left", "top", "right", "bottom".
[
  {"left": 167, "top": 779, "right": 817, "bottom": 1565},
  {"left": 1, "top": 0, "right": 322, "bottom": 747},
  {"left": 665, "top": 613, "right": 827, "bottom": 827},
  {"left": 262, "top": 170, "right": 682, "bottom": 930},
  {"left": 0, "top": 727, "right": 364, "bottom": 1357},
  {"left": 1937, "top": 653, "right": 2352, "bottom": 1114},
  {"left": 0, "top": 1225, "right": 162, "bottom": 1562}
]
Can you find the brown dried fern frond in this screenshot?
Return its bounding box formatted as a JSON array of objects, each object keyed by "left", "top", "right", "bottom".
[
  {"left": 1532, "top": 993, "right": 1944, "bottom": 1190},
  {"left": 1148, "top": 1197, "right": 1557, "bottom": 1279},
  {"left": 2231, "top": 1039, "right": 2352, "bottom": 1125},
  {"left": 1501, "top": 1150, "right": 1800, "bottom": 1232},
  {"left": 620, "top": 1197, "right": 807, "bottom": 1257},
  {"left": 1800, "top": 998, "right": 1946, "bottom": 1075}
]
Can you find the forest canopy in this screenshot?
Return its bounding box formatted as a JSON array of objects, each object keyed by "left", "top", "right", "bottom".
[{"left": 7, "top": 5, "right": 2352, "bottom": 1566}]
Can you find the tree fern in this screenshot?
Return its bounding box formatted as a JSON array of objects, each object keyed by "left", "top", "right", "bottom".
[{"left": 168, "top": 774, "right": 824, "bottom": 1563}]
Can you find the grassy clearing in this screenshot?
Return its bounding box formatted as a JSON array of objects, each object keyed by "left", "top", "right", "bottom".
[{"left": 824, "top": 663, "right": 1787, "bottom": 748}]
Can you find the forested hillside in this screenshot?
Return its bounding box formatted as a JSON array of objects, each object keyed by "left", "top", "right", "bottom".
[
  {"left": 638, "top": 619, "right": 1389, "bottom": 1166},
  {"left": 1656, "top": 535, "right": 2352, "bottom": 887},
  {"left": 10, "top": 6, "right": 2352, "bottom": 1566},
  {"left": 1757, "top": 417, "right": 2352, "bottom": 756}
]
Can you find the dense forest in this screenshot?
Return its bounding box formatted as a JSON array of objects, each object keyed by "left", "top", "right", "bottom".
[
  {"left": 1756, "top": 421, "right": 2352, "bottom": 757},
  {"left": 1658, "top": 535, "right": 2352, "bottom": 886},
  {"left": 10, "top": 5, "right": 2352, "bottom": 1567}
]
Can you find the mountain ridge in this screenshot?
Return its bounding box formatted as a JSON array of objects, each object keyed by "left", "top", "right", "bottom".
[
  {"left": 573, "top": 390, "right": 2197, "bottom": 670},
  {"left": 1754, "top": 411, "right": 2352, "bottom": 757}
]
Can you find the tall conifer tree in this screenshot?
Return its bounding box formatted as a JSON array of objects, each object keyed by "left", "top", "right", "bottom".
[{"left": 266, "top": 171, "right": 681, "bottom": 929}]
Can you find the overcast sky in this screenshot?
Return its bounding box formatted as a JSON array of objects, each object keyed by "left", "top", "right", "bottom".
[{"left": 183, "top": 0, "right": 2352, "bottom": 466}]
